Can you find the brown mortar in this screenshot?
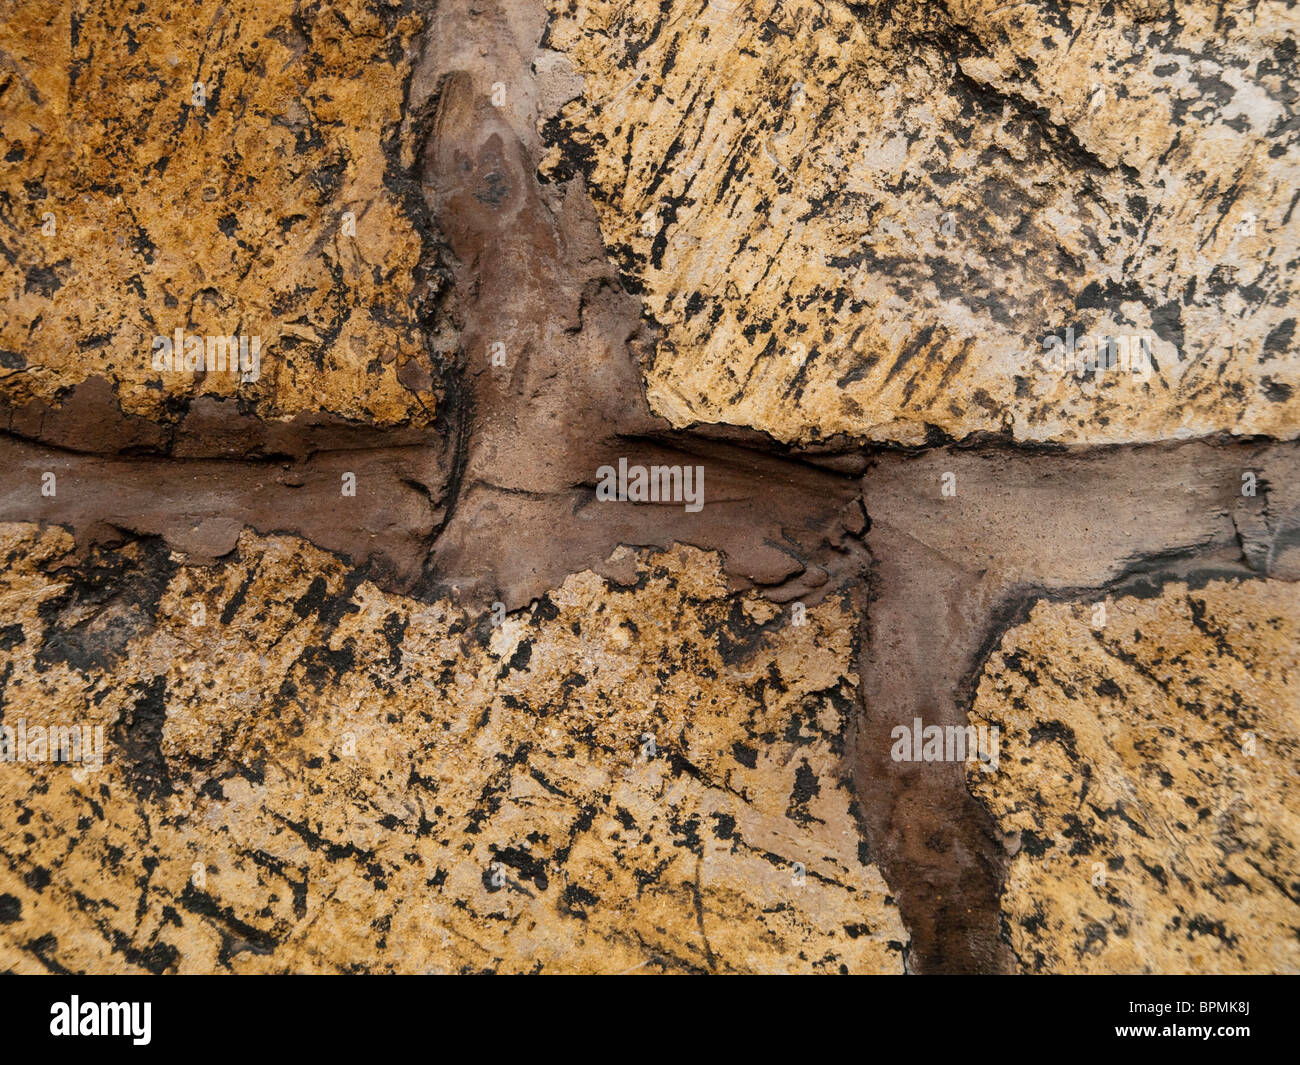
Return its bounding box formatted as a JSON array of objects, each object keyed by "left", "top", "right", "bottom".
[{"left": 1, "top": 0, "right": 1297, "bottom": 973}]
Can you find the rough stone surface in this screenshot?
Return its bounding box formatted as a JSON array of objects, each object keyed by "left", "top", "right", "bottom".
[
  {"left": 0, "top": 0, "right": 1297, "bottom": 978},
  {"left": 970, "top": 578, "right": 1300, "bottom": 974},
  {"left": 0, "top": 0, "right": 440, "bottom": 431},
  {"left": 541, "top": 0, "right": 1300, "bottom": 445},
  {"left": 0, "top": 525, "right": 905, "bottom": 973}
]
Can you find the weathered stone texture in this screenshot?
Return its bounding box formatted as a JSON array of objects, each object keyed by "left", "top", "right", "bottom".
[
  {"left": 541, "top": 0, "right": 1299, "bottom": 445},
  {"left": 0, "top": 525, "right": 905, "bottom": 973},
  {"left": 1, "top": 0, "right": 1297, "bottom": 978},
  {"left": 970, "top": 578, "right": 1300, "bottom": 974},
  {"left": 0, "top": 0, "right": 439, "bottom": 430}
]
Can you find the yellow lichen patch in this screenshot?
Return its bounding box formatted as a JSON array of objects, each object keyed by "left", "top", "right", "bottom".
[
  {"left": 970, "top": 579, "right": 1300, "bottom": 973},
  {"left": 541, "top": 0, "right": 1299, "bottom": 445},
  {"left": 0, "top": 0, "right": 436, "bottom": 427},
  {"left": 0, "top": 525, "right": 905, "bottom": 973}
]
